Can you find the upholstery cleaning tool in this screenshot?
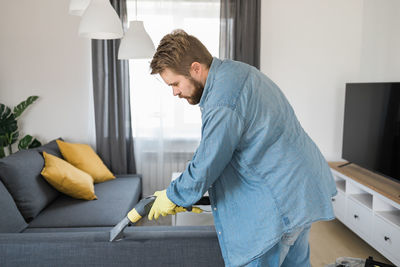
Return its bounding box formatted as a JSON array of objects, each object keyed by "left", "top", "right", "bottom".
[
  {"left": 110, "top": 195, "right": 156, "bottom": 242},
  {"left": 109, "top": 196, "right": 210, "bottom": 242}
]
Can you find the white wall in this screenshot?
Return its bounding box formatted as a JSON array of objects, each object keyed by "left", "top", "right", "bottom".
[
  {"left": 260, "top": 0, "right": 400, "bottom": 161},
  {"left": 359, "top": 0, "right": 400, "bottom": 81},
  {"left": 0, "top": 0, "right": 95, "bottom": 152},
  {"left": 1, "top": 0, "right": 399, "bottom": 160}
]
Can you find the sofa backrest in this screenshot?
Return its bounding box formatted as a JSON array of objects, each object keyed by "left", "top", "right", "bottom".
[
  {"left": 0, "top": 179, "right": 27, "bottom": 233},
  {"left": 0, "top": 226, "right": 225, "bottom": 266},
  {"left": 0, "top": 139, "right": 62, "bottom": 222}
]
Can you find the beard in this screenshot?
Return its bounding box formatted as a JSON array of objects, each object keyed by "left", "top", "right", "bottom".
[{"left": 186, "top": 77, "right": 204, "bottom": 105}]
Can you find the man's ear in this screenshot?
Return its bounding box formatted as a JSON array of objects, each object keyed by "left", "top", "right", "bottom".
[{"left": 190, "top": 62, "right": 202, "bottom": 77}]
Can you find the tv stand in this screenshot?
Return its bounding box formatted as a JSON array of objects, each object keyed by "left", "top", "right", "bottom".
[{"left": 329, "top": 162, "right": 400, "bottom": 266}]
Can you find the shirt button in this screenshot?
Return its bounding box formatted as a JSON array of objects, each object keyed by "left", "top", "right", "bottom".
[
  {"left": 218, "top": 231, "right": 221, "bottom": 235},
  {"left": 214, "top": 207, "right": 217, "bottom": 211}
]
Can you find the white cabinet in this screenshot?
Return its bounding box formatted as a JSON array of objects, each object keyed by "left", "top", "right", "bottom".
[
  {"left": 373, "top": 215, "right": 400, "bottom": 259},
  {"left": 332, "top": 190, "right": 346, "bottom": 221},
  {"left": 346, "top": 197, "right": 373, "bottom": 241},
  {"left": 330, "top": 164, "right": 400, "bottom": 266}
]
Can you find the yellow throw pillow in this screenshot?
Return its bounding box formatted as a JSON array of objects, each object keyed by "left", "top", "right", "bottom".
[
  {"left": 41, "top": 152, "right": 97, "bottom": 200},
  {"left": 56, "top": 140, "right": 115, "bottom": 183}
]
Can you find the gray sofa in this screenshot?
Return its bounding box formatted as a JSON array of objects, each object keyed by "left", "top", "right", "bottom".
[{"left": 0, "top": 140, "right": 224, "bottom": 267}]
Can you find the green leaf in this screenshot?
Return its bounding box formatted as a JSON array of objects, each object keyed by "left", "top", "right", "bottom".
[
  {"left": 11, "top": 131, "right": 19, "bottom": 144},
  {"left": 18, "top": 135, "right": 33, "bottom": 150},
  {"left": 0, "top": 104, "right": 17, "bottom": 146},
  {"left": 13, "top": 96, "right": 39, "bottom": 118},
  {"left": 0, "top": 146, "right": 5, "bottom": 158},
  {"left": 18, "top": 135, "right": 41, "bottom": 150},
  {"left": 0, "top": 135, "right": 7, "bottom": 147},
  {"left": 28, "top": 139, "right": 41, "bottom": 149}
]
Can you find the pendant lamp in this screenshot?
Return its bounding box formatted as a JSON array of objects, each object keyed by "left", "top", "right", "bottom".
[
  {"left": 69, "top": 0, "right": 90, "bottom": 16},
  {"left": 78, "top": 0, "right": 123, "bottom": 40},
  {"left": 118, "top": 21, "right": 155, "bottom": 59}
]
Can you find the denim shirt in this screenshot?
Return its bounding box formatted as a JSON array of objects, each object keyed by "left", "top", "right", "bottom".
[{"left": 167, "top": 58, "right": 337, "bottom": 267}]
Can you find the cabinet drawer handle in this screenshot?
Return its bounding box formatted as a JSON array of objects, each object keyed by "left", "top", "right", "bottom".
[
  {"left": 384, "top": 236, "right": 390, "bottom": 241},
  {"left": 354, "top": 214, "right": 359, "bottom": 219}
]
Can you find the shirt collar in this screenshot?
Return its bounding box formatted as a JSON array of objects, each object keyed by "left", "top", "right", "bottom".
[{"left": 199, "top": 57, "right": 222, "bottom": 108}]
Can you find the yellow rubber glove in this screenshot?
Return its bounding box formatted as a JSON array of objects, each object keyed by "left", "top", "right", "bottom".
[
  {"left": 174, "top": 206, "right": 204, "bottom": 214},
  {"left": 148, "top": 190, "right": 177, "bottom": 220}
]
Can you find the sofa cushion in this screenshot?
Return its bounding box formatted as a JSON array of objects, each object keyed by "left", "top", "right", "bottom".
[
  {"left": 28, "top": 175, "right": 142, "bottom": 228},
  {"left": 0, "top": 180, "right": 28, "bottom": 233},
  {"left": 0, "top": 149, "right": 60, "bottom": 222}
]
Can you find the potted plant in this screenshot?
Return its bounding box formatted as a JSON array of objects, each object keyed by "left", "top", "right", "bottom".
[{"left": 0, "top": 96, "right": 42, "bottom": 158}]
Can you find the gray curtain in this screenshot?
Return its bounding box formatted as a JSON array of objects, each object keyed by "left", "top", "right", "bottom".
[
  {"left": 219, "top": 0, "right": 261, "bottom": 69},
  {"left": 91, "top": 0, "right": 136, "bottom": 174}
]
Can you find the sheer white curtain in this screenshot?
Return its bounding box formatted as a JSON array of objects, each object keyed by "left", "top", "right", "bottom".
[{"left": 127, "top": 0, "right": 220, "bottom": 195}]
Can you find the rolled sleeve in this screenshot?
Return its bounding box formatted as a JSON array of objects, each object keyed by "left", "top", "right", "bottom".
[{"left": 167, "top": 106, "right": 244, "bottom": 207}]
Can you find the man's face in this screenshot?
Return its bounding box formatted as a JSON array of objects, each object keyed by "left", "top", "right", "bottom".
[{"left": 160, "top": 68, "right": 204, "bottom": 105}]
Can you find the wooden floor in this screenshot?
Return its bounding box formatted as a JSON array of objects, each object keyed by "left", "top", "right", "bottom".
[
  {"left": 309, "top": 219, "right": 393, "bottom": 267},
  {"left": 138, "top": 216, "right": 394, "bottom": 266}
]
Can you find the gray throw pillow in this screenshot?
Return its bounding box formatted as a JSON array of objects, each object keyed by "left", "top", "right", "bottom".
[
  {"left": 34, "top": 138, "right": 64, "bottom": 158},
  {"left": 0, "top": 179, "right": 28, "bottom": 232},
  {"left": 0, "top": 148, "right": 60, "bottom": 222}
]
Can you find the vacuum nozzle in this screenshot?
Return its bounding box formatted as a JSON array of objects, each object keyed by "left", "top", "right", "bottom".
[{"left": 109, "top": 196, "right": 156, "bottom": 242}]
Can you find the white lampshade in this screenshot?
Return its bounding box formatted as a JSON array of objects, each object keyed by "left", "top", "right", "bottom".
[
  {"left": 78, "top": 0, "right": 123, "bottom": 39},
  {"left": 118, "top": 21, "right": 155, "bottom": 59},
  {"left": 69, "top": 0, "right": 90, "bottom": 16}
]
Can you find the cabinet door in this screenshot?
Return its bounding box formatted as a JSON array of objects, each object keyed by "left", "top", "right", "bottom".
[
  {"left": 332, "top": 191, "right": 346, "bottom": 221},
  {"left": 373, "top": 215, "right": 400, "bottom": 261},
  {"left": 346, "top": 198, "right": 373, "bottom": 239}
]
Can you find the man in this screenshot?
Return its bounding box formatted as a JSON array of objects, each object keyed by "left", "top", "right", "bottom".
[{"left": 147, "top": 30, "right": 337, "bottom": 267}]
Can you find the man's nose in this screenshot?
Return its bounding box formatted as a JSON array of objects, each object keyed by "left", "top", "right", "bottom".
[{"left": 172, "top": 87, "right": 180, "bottom": 96}]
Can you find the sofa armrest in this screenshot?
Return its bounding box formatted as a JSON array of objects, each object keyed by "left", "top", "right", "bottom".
[{"left": 0, "top": 226, "right": 224, "bottom": 267}]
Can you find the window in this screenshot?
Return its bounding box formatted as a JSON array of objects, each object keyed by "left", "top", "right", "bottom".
[
  {"left": 126, "top": 0, "right": 220, "bottom": 194},
  {"left": 127, "top": 0, "right": 220, "bottom": 140}
]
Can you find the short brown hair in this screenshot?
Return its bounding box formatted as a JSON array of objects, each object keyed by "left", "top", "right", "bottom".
[{"left": 150, "top": 29, "right": 213, "bottom": 76}]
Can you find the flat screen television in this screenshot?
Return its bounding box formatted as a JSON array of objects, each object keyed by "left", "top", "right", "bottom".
[{"left": 342, "top": 82, "right": 400, "bottom": 183}]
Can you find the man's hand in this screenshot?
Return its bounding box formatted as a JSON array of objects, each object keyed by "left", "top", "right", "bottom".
[
  {"left": 174, "top": 206, "right": 204, "bottom": 214},
  {"left": 147, "top": 190, "right": 205, "bottom": 220},
  {"left": 148, "top": 190, "right": 177, "bottom": 220}
]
